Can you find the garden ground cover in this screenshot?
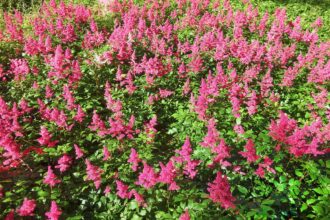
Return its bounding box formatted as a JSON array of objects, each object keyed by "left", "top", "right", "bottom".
[{"left": 0, "top": 0, "right": 329, "bottom": 219}]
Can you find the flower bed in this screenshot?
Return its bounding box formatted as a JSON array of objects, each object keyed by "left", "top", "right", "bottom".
[{"left": 0, "top": 0, "right": 329, "bottom": 219}]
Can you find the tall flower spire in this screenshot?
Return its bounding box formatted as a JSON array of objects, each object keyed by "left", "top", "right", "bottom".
[{"left": 43, "top": 166, "right": 61, "bottom": 187}]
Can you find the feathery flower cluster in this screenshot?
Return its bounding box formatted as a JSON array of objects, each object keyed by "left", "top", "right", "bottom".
[
  {"left": 175, "top": 137, "right": 200, "bottom": 179},
  {"left": 255, "top": 157, "right": 276, "bottom": 178},
  {"left": 128, "top": 148, "right": 141, "bottom": 171},
  {"left": 17, "top": 198, "right": 36, "bottom": 216},
  {"left": 179, "top": 209, "right": 191, "bottom": 220},
  {"left": 45, "top": 201, "right": 61, "bottom": 220},
  {"left": 43, "top": 166, "right": 61, "bottom": 187},
  {"left": 269, "top": 112, "right": 328, "bottom": 157},
  {"left": 239, "top": 139, "right": 260, "bottom": 163},
  {"left": 136, "top": 162, "right": 158, "bottom": 189},
  {"left": 74, "top": 144, "right": 84, "bottom": 159},
  {"left": 55, "top": 154, "right": 72, "bottom": 172},
  {"left": 85, "top": 159, "right": 103, "bottom": 189},
  {"left": 207, "top": 172, "right": 236, "bottom": 209},
  {"left": 37, "top": 126, "right": 58, "bottom": 147},
  {"left": 9, "top": 59, "right": 29, "bottom": 81},
  {"left": 115, "top": 180, "right": 130, "bottom": 199},
  {"left": 158, "top": 160, "right": 180, "bottom": 190}
]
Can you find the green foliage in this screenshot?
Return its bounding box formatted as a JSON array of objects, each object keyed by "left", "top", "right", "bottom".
[{"left": 251, "top": 0, "right": 330, "bottom": 40}]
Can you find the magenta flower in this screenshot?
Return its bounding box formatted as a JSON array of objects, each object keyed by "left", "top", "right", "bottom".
[
  {"left": 175, "top": 137, "right": 200, "bottom": 179},
  {"left": 37, "top": 126, "right": 58, "bottom": 147},
  {"left": 193, "top": 79, "right": 209, "bottom": 120},
  {"left": 103, "top": 146, "right": 111, "bottom": 161},
  {"left": 45, "top": 35, "right": 52, "bottom": 52},
  {"left": 17, "top": 198, "right": 36, "bottom": 216},
  {"left": 179, "top": 209, "right": 190, "bottom": 220},
  {"left": 312, "top": 86, "right": 328, "bottom": 109},
  {"left": 85, "top": 159, "right": 103, "bottom": 189},
  {"left": 73, "top": 105, "right": 85, "bottom": 123},
  {"left": 129, "top": 189, "right": 145, "bottom": 206},
  {"left": 61, "top": 23, "right": 76, "bottom": 43},
  {"left": 183, "top": 160, "right": 200, "bottom": 179},
  {"left": 255, "top": 166, "right": 265, "bottom": 178},
  {"left": 144, "top": 116, "right": 157, "bottom": 143},
  {"left": 55, "top": 154, "right": 72, "bottom": 172},
  {"left": 127, "top": 148, "right": 140, "bottom": 171},
  {"left": 207, "top": 171, "right": 236, "bottom": 209},
  {"left": 116, "top": 180, "right": 131, "bottom": 199},
  {"left": 158, "top": 160, "right": 179, "bottom": 190},
  {"left": 269, "top": 111, "right": 297, "bottom": 143},
  {"left": 43, "top": 166, "right": 61, "bottom": 187},
  {"left": 183, "top": 78, "right": 191, "bottom": 95},
  {"left": 4, "top": 210, "right": 14, "bottom": 220},
  {"left": 239, "top": 139, "right": 260, "bottom": 163},
  {"left": 211, "top": 139, "right": 231, "bottom": 167},
  {"left": 246, "top": 90, "right": 258, "bottom": 115},
  {"left": 70, "top": 60, "right": 82, "bottom": 83},
  {"left": 62, "top": 84, "right": 76, "bottom": 110},
  {"left": 51, "top": 45, "right": 64, "bottom": 71},
  {"left": 255, "top": 157, "right": 275, "bottom": 177},
  {"left": 9, "top": 58, "right": 29, "bottom": 81},
  {"left": 45, "top": 201, "right": 62, "bottom": 220},
  {"left": 104, "top": 81, "right": 122, "bottom": 113},
  {"left": 104, "top": 185, "right": 111, "bottom": 195},
  {"left": 45, "top": 85, "right": 54, "bottom": 99},
  {"left": 200, "top": 118, "right": 220, "bottom": 150},
  {"left": 234, "top": 124, "right": 245, "bottom": 135},
  {"left": 159, "top": 89, "right": 174, "bottom": 98},
  {"left": 89, "top": 110, "right": 106, "bottom": 132},
  {"left": 74, "top": 144, "right": 84, "bottom": 159},
  {"left": 135, "top": 161, "right": 158, "bottom": 189},
  {"left": 175, "top": 137, "right": 192, "bottom": 162},
  {"left": 229, "top": 83, "right": 242, "bottom": 118},
  {"left": 19, "top": 98, "right": 32, "bottom": 113}
]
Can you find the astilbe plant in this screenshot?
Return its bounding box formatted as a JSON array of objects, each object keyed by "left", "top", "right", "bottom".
[{"left": 0, "top": 0, "right": 329, "bottom": 219}]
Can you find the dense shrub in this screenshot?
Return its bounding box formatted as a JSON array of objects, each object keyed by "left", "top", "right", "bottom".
[
  {"left": 0, "top": 0, "right": 42, "bottom": 12},
  {"left": 0, "top": 0, "right": 329, "bottom": 219}
]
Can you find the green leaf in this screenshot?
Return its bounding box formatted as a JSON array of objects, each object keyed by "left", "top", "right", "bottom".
[
  {"left": 279, "top": 176, "right": 287, "bottom": 183},
  {"left": 275, "top": 166, "right": 283, "bottom": 172},
  {"left": 300, "top": 203, "right": 308, "bottom": 212},
  {"left": 295, "top": 170, "right": 304, "bottom": 177},
  {"left": 326, "top": 160, "right": 330, "bottom": 169},
  {"left": 37, "top": 190, "right": 49, "bottom": 197},
  {"left": 140, "top": 210, "right": 147, "bottom": 216},
  {"left": 262, "top": 199, "right": 275, "bottom": 205},
  {"left": 313, "top": 188, "right": 324, "bottom": 194},
  {"left": 67, "top": 216, "right": 84, "bottom": 220},
  {"left": 312, "top": 205, "right": 324, "bottom": 215},
  {"left": 237, "top": 185, "right": 248, "bottom": 194},
  {"left": 129, "top": 201, "right": 138, "bottom": 210},
  {"left": 307, "top": 199, "right": 316, "bottom": 205},
  {"left": 246, "top": 210, "right": 257, "bottom": 218},
  {"left": 276, "top": 183, "right": 286, "bottom": 192},
  {"left": 260, "top": 205, "right": 273, "bottom": 213},
  {"left": 131, "top": 214, "right": 142, "bottom": 220},
  {"left": 289, "top": 179, "right": 300, "bottom": 186},
  {"left": 2, "top": 198, "right": 12, "bottom": 203}
]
